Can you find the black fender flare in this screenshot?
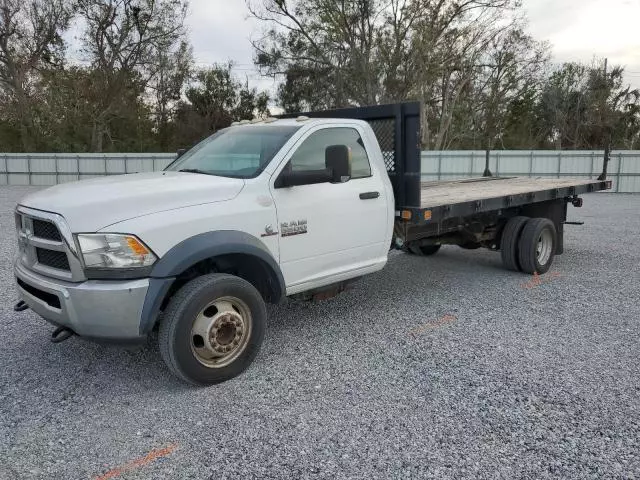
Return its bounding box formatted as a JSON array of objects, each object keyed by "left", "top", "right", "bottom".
[{"left": 139, "top": 230, "right": 284, "bottom": 334}]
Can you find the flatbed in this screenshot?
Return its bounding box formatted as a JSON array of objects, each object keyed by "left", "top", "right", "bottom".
[
  {"left": 419, "top": 177, "right": 606, "bottom": 208},
  {"left": 409, "top": 176, "right": 612, "bottom": 224}
]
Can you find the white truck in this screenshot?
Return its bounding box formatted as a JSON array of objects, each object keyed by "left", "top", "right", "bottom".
[{"left": 13, "top": 103, "right": 611, "bottom": 385}]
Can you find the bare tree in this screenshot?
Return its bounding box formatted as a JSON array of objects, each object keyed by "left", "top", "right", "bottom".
[
  {"left": 77, "top": 0, "right": 188, "bottom": 151},
  {"left": 248, "top": 0, "right": 522, "bottom": 148},
  {"left": 473, "top": 27, "right": 549, "bottom": 174},
  {"left": 0, "top": 0, "right": 71, "bottom": 151},
  {"left": 147, "top": 39, "right": 192, "bottom": 150}
]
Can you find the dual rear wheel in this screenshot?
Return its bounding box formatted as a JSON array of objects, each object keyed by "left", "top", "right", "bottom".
[{"left": 500, "top": 216, "right": 557, "bottom": 274}]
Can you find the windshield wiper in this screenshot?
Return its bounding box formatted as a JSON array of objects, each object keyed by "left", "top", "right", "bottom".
[{"left": 178, "top": 168, "right": 211, "bottom": 175}]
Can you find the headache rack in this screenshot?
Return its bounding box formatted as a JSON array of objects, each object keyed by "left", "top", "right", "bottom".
[{"left": 278, "top": 102, "right": 422, "bottom": 208}]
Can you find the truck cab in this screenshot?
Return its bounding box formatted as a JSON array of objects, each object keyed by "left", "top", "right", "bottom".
[{"left": 14, "top": 117, "right": 395, "bottom": 385}]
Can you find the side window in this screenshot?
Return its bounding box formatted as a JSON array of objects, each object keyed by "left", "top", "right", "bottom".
[{"left": 288, "top": 127, "right": 372, "bottom": 179}]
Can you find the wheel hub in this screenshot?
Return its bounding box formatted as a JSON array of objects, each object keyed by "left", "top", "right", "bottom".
[
  {"left": 208, "top": 313, "right": 244, "bottom": 355},
  {"left": 190, "top": 297, "right": 252, "bottom": 368},
  {"left": 536, "top": 228, "right": 553, "bottom": 265}
]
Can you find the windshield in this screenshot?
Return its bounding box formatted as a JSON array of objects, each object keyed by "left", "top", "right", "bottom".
[{"left": 165, "top": 125, "right": 300, "bottom": 178}]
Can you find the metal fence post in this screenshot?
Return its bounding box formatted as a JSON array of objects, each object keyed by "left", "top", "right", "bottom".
[
  {"left": 437, "top": 151, "right": 442, "bottom": 180},
  {"left": 469, "top": 151, "right": 473, "bottom": 176},
  {"left": 616, "top": 152, "right": 623, "bottom": 192},
  {"left": 496, "top": 151, "right": 500, "bottom": 176},
  {"left": 590, "top": 151, "right": 595, "bottom": 179},
  {"left": 26, "top": 155, "right": 31, "bottom": 185},
  {"left": 54, "top": 154, "right": 58, "bottom": 184},
  {"left": 529, "top": 151, "right": 534, "bottom": 177},
  {"left": 557, "top": 151, "right": 562, "bottom": 178},
  {"left": 76, "top": 154, "right": 80, "bottom": 182}
]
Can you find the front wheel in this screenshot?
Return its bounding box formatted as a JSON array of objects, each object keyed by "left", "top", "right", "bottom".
[{"left": 158, "top": 273, "right": 266, "bottom": 385}]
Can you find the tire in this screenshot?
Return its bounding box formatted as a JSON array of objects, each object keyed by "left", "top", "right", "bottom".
[
  {"left": 158, "top": 273, "right": 266, "bottom": 386},
  {"left": 500, "top": 216, "right": 529, "bottom": 271},
  {"left": 408, "top": 244, "right": 441, "bottom": 256},
  {"left": 518, "top": 218, "right": 557, "bottom": 274}
]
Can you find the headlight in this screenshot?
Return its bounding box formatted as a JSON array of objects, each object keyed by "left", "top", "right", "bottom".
[{"left": 76, "top": 234, "right": 157, "bottom": 269}]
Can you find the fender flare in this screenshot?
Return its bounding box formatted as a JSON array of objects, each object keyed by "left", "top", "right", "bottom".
[{"left": 139, "top": 230, "right": 284, "bottom": 334}]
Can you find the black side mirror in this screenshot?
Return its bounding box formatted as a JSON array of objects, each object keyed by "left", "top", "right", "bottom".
[
  {"left": 325, "top": 144, "right": 351, "bottom": 183},
  {"left": 275, "top": 169, "right": 333, "bottom": 188},
  {"left": 176, "top": 148, "right": 186, "bottom": 158}
]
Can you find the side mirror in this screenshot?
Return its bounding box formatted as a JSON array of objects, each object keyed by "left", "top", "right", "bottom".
[
  {"left": 325, "top": 144, "right": 351, "bottom": 183},
  {"left": 275, "top": 169, "right": 333, "bottom": 188},
  {"left": 176, "top": 148, "right": 187, "bottom": 158}
]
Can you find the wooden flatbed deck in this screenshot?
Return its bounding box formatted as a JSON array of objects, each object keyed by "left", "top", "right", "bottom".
[
  {"left": 404, "top": 176, "right": 612, "bottom": 224},
  {"left": 420, "top": 177, "right": 606, "bottom": 208}
]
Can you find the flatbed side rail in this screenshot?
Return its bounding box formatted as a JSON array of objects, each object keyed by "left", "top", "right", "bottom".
[{"left": 402, "top": 179, "right": 612, "bottom": 225}]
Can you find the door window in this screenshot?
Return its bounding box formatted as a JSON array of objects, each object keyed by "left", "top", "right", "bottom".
[{"left": 288, "top": 127, "right": 372, "bottom": 179}]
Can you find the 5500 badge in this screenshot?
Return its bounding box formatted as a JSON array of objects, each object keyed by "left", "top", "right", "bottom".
[{"left": 281, "top": 219, "right": 307, "bottom": 237}]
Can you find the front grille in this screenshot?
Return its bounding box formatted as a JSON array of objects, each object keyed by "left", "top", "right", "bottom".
[
  {"left": 36, "top": 248, "right": 71, "bottom": 271},
  {"left": 17, "top": 278, "right": 61, "bottom": 309},
  {"left": 32, "top": 219, "right": 62, "bottom": 241}
]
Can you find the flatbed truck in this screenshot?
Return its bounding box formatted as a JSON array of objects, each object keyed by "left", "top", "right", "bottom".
[{"left": 13, "top": 102, "right": 611, "bottom": 384}]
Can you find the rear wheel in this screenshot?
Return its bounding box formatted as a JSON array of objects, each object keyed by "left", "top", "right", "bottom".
[
  {"left": 158, "top": 273, "right": 266, "bottom": 385},
  {"left": 500, "top": 216, "right": 529, "bottom": 271},
  {"left": 518, "top": 218, "right": 557, "bottom": 274},
  {"left": 408, "top": 244, "right": 441, "bottom": 256}
]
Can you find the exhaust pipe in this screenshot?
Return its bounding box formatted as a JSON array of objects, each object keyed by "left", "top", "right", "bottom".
[
  {"left": 51, "top": 326, "right": 75, "bottom": 344},
  {"left": 14, "top": 300, "right": 29, "bottom": 312}
]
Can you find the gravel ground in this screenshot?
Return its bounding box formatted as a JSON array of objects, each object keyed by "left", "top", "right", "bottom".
[{"left": 0, "top": 186, "right": 639, "bottom": 480}]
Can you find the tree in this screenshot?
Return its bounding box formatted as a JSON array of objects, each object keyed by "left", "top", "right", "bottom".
[
  {"left": 473, "top": 27, "right": 549, "bottom": 174},
  {"left": 535, "top": 61, "right": 640, "bottom": 151},
  {"left": 148, "top": 40, "right": 192, "bottom": 150},
  {"left": 77, "top": 0, "right": 188, "bottom": 151},
  {"left": 0, "top": 0, "right": 72, "bottom": 151},
  {"left": 248, "top": 0, "right": 523, "bottom": 148},
  {"left": 173, "top": 64, "right": 270, "bottom": 147}
]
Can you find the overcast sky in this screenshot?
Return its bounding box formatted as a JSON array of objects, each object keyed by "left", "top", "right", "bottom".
[{"left": 186, "top": 0, "right": 640, "bottom": 97}]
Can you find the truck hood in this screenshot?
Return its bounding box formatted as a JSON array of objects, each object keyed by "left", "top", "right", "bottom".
[{"left": 19, "top": 171, "right": 244, "bottom": 232}]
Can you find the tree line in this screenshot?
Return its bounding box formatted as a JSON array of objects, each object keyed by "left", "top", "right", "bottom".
[{"left": 1, "top": 0, "right": 639, "bottom": 153}]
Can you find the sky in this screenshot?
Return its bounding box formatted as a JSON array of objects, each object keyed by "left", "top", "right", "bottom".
[{"left": 185, "top": 0, "right": 640, "bottom": 98}]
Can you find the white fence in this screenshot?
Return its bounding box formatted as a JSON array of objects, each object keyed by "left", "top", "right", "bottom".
[{"left": 1, "top": 150, "right": 639, "bottom": 192}]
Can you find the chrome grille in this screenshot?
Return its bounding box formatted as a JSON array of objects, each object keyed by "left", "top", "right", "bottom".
[
  {"left": 33, "top": 219, "right": 62, "bottom": 241},
  {"left": 36, "top": 248, "right": 71, "bottom": 270},
  {"left": 15, "top": 207, "right": 85, "bottom": 282}
]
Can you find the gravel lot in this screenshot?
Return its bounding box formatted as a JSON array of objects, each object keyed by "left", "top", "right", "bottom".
[{"left": 0, "top": 186, "right": 639, "bottom": 480}]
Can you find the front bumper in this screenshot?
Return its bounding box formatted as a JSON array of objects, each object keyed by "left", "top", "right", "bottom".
[{"left": 14, "top": 260, "right": 149, "bottom": 340}]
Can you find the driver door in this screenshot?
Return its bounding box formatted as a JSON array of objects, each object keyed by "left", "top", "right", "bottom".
[{"left": 270, "top": 125, "right": 388, "bottom": 293}]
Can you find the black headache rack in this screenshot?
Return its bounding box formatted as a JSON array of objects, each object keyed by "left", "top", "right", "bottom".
[{"left": 278, "top": 102, "right": 422, "bottom": 208}]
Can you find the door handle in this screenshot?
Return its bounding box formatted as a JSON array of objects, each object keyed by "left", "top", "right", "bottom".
[{"left": 359, "top": 191, "right": 380, "bottom": 200}]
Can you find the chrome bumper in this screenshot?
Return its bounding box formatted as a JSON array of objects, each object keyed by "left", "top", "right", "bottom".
[{"left": 14, "top": 260, "right": 149, "bottom": 340}]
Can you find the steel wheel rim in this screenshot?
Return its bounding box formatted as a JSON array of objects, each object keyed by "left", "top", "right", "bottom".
[
  {"left": 190, "top": 296, "right": 252, "bottom": 368},
  {"left": 536, "top": 228, "right": 553, "bottom": 265}
]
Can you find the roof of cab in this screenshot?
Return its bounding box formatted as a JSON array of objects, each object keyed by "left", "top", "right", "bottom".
[{"left": 230, "top": 117, "right": 367, "bottom": 128}]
